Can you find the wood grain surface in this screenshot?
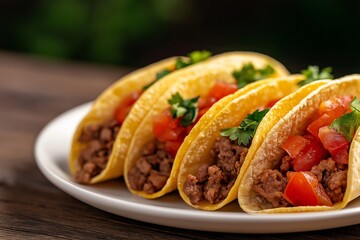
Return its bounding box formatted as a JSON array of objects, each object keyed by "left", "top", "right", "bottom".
[{"left": 0, "top": 51, "right": 359, "bottom": 239}]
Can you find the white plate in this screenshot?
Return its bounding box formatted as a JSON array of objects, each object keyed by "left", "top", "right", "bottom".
[{"left": 35, "top": 103, "right": 360, "bottom": 233}]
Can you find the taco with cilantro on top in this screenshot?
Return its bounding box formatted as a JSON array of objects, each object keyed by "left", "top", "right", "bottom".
[
  {"left": 177, "top": 66, "right": 334, "bottom": 210},
  {"left": 238, "top": 74, "right": 360, "bottom": 213},
  {"left": 123, "top": 52, "right": 292, "bottom": 199},
  {"left": 69, "top": 51, "right": 212, "bottom": 184}
]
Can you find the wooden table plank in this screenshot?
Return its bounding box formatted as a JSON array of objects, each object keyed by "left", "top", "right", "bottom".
[{"left": 0, "top": 51, "right": 359, "bottom": 239}]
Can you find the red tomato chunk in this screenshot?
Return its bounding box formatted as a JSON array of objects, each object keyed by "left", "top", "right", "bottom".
[
  {"left": 114, "top": 90, "right": 142, "bottom": 124},
  {"left": 284, "top": 171, "right": 332, "bottom": 206}
]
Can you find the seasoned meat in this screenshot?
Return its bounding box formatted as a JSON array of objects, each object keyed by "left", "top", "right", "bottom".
[
  {"left": 127, "top": 140, "right": 174, "bottom": 194},
  {"left": 184, "top": 137, "right": 248, "bottom": 205},
  {"left": 253, "top": 169, "right": 290, "bottom": 208},
  {"left": 311, "top": 158, "right": 348, "bottom": 203},
  {"left": 196, "top": 163, "right": 209, "bottom": 183},
  {"left": 75, "top": 119, "right": 120, "bottom": 184},
  {"left": 280, "top": 156, "right": 292, "bottom": 174},
  {"left": 203, "top": 165, "right": 225, "bottom": 204},
  {"left": 136, "top": 157, "right": 151, "bottom": 175},
  {"left": 183, "top": 174, "right": 203, "bottom": 205},
  {"left": 128, "top": 167, "right": 146, "bottom": 191},
  {"left": 212, "top": 137, "right": 248, "bottom": 177}
]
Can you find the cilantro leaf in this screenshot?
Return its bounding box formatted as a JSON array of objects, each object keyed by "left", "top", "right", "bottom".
[
  {"left": 144, "top": 50, "right": 212, "bottom": 90},
  {"left": 232, "top": 63, "right": 275, "bottom": 89},
  {"left": 168, "top": 92, "right": 199, "bottom": 127},
  {"left": 297, "top": 66, "right": 334, "bottom": 86},
  {"left": 189, "top": 50, "right": 212, "bottom": 64},
  {"left": 220, "top": 109, "right": 270, "bottom": 146},
  {"left": 331, "top": 98, "right": 360, "bottom": 141},
  {"left": 143, "top": 69, "right": 172, "bottom": 90},
  {"left": 175, "top": 58, "right": 189, "bottom": 69},
  {"left": 156, "top": 69, "right": 172, "bottom": 80},
  {"left": 351, "top": 98, "right": 360, "bottom": 111},
  {"left": 176, "top": 50, "right": 212, "bottom": 70}
]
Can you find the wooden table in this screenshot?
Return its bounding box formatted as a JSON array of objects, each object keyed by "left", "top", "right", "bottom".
[{"left": 1, "top": 51, "right": 359, "bottom": 239}]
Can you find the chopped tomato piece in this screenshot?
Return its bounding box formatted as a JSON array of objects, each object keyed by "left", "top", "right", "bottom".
[
  {"left": 318, "top": 95, "right": 353, "bottom": 116},
  {"left": 198, "top": 107, "right": 210, "bottom": 119},
  {"left": 281, "top": 135, "right": 311, "bottom": 159},
  {"left": 165, "top": 140, "right": 183, "bottom": 158},
  {"left": 318, "top": 126, "right": 349, "bottom": 155},
  {"left": 307, "top": 105, "right": 347, "bottom": 139},
  {"left": 332, "top": 144, "right": 349, "bottom": 164},
  {"left": 284, "top": 171, "right": 332, "bottom": 206},
  {"left": 303, "top": 133, "right": 315, "bottom": 141},
  {"left": 168, "top": 117, "right": 181, "bottom": 129},
  {"left": 153, "top": 109, "right": 170, "bottom": 139},
  {"left": 153, "top": 109, "right": 186, "bottom": 142},
  {"left": 114, "top": 90, "right": 142, "bottom": 124},
  {"left": 114, "top": 106, "right": 132, "bottom": 124},
  {"left": 198, "top": 96, "right": 217, "bottom": 109},
  {"left": 292, "top": 139, "right": 328, "bottom": 171},
  {"left": 265, "top": 99, "right": 280, "bottom": 108},
  {"left": 207, "top": 81, "right": 238, "bottom": 100}
]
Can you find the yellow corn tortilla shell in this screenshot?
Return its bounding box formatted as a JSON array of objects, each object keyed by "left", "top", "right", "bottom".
[
  {"left": 178, "top": 75, "right": 318, "bottom": 210},
  {"left": 238, "top": 74, "right": 360, "bottom": 213},
  {"left": 123, "top": 51, "right": 290, "bottom": 199},
  {"left": 69, "top": 57, "right": 182, "bottom": 184}
]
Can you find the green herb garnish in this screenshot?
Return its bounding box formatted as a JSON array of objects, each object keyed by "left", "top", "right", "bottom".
[
  {"left": 176, "top": 50, "right": 212, "bottom": 69},
  {"left": 220, "top": 109, "right": 270, "bottom": 146},
  {"left": 168, "top": 92, "right": 200, "bottom": 127},
  {"left": 143, "top": 50, "right": 211, "bottom": 90},
  {"left": 331, "top": 97, "right": 360, "bottom": 141},
  {"left": 297, "top": 66, "right": 334, "bottom": 86},
  {"left": 232, "top": 63, "right": 275, "bottom": 89},
  {"left": 143, "top": 69, "right": 172, "bottom": 90}
]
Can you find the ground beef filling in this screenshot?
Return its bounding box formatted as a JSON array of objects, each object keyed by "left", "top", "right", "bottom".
[
  {"left": 183, "top": 137, "right": 248, "bottom": 205},
  {"left": 310, "top": 158, "right": 348, "bottom": 203},
  {"left": 127, "top": 141, "right": 174, "bottom": 194},
  {"left": 253, "top": 156, "right": 348, "bottom": 207},
  {"left": 75, "top": 119, "right": 120, "bottom": 184}
]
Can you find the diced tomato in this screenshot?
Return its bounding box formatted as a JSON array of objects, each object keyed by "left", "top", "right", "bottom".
[
  {"left": 318, "top": 126, "right": 349, "bottom": 155},
  {"left": 303, "top": 133, "right": 315, "bottom": 141},
  {"left": 284, "top": 171, "right": 332, "bottom": 206},
  {"left": 114, "top": 90, "right": 142, "bottom": 124},
  {"left": 165, "top": 140, "right": 183, "bottom": 158},
  {"left": 153, "top": 109, "right": 170, "bottom": 139},
  {"left": 292, "top": 139, "right": 328, "bottom": 171},
  {"left": 281, "top": 135, "right": 311, "bottom": 159},
  {"left": 307, "top": 105, "right": 347, "bottom": 139},
  {"left": 114, "top": 106, "right": 131, "bottom": 124},
  {"left": 318, "top": 95, "right": 353, "bottom": 116},
  {"left": 153, "top": 109, "right": 186, "bottom": 142},
  {"left": 198, "top": 107, "right": 210, "bottom": 119},
  {"left": 207, "top": 81, "right": 238, "bottom": 100},
  {"left": 168, "top": 117, "right": 181, "bottom": 129},
  {"left": 332, "top": 144, "right": 349, "bottom": 164},
  {"left": 265, "top": 99, "right": 280, "bottom": 108},
  {"left": 198, "top": 96, "right": 217, "bottom": 109}
]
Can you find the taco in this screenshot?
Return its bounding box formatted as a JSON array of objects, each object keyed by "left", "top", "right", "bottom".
[
  {"left": 238, "top": 74, "right": 360, "bottom": 213},
  {"left": 123, "top": 52, "right": 290, "bottom": 199},
  {"left": 69, "top": 51, "right": 212, "bottom": 184}
]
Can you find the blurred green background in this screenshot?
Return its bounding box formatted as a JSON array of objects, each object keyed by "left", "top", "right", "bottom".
[{"left": 1, "top": 0, "right": 359, "bottom": 75}]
